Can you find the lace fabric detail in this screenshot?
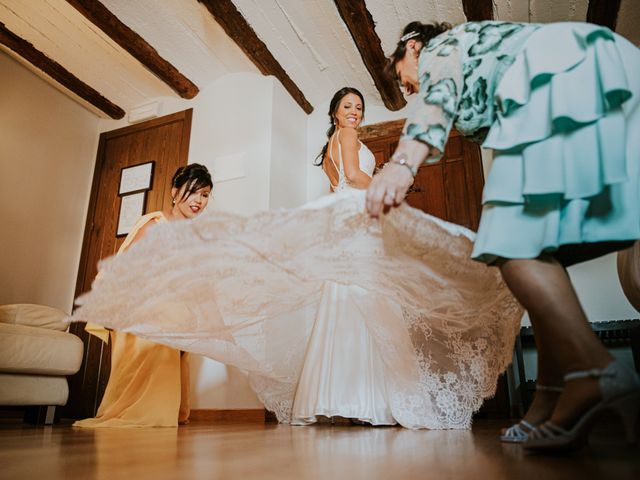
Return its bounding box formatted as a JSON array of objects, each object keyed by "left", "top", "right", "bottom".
[{"left": 72, "top": 191, "right": 523, "bottom": 429}]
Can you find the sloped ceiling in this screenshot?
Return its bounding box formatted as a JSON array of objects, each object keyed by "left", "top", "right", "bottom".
[{"left": 1, "top": 0, "right": 638, "bottom": 118}]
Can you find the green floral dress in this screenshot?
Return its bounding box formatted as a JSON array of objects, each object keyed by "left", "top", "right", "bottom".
[
  {"left": 402, "top": 21, "right": 539, "bottom": 161},
  {"left": 402, "top": 21, "right": 640, "bottom": 264}
]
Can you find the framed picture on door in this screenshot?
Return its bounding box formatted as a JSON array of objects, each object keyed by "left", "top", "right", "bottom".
[
  {"left": 116, "top": 191, "right": 147, "bottom": 237},
  {"left": 118, "top": 161, "right": 155, "bottom": 195},
  {"left": 116, "top": 161, "right": 154, "bottom": 237}
]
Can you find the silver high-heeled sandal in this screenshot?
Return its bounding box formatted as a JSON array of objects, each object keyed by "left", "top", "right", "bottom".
[
  {"left": 524, "top": 360, "right": 640, "bottom": 451},
  {"left": 500, "top": 384, "right": 563, "bottom": 443}
]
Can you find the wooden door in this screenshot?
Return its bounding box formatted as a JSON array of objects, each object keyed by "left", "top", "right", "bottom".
[
  {"left": 361, "top": 119, "right": 511, "bottom": 418},
  {"left": 64, "top": 109, "right": 192, "bottom": 419},
  {"left": 360, "top": 119, "right": 484, "bottom": 231}
]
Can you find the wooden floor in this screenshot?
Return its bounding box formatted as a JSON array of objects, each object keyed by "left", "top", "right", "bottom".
[{"left": 0, "top": 419, "right": 637, "bottom": 479}]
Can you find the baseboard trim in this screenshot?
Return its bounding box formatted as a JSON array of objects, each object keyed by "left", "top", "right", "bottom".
[{"left": 189, "top": 408, "right": 268, "bottom": 424}]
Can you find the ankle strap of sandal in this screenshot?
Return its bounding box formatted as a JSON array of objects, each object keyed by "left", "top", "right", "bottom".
[{"left": 564, "top": 368, "right": 616, "bottom": 382}]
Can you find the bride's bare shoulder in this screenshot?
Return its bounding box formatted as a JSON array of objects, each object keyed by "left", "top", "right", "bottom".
[{"left": 337, "top": 127, "right": 359, "bottom": 145}]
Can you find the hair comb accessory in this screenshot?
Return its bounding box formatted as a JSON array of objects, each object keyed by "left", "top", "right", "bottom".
[{"left": 400, "top": 31, "right": 420, "bottom": 43}]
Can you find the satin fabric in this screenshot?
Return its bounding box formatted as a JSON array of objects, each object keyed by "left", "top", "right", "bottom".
[{"left": 291, "top": 282, "right": 397, "bottom": 425}]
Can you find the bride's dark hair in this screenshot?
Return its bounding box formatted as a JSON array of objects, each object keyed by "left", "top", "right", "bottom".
[
  {"left": 315, "top": 87, "right": 365, "bottom": 166},
  {"left": 386, "top": 21, "right": 451, "bottom": 80}
]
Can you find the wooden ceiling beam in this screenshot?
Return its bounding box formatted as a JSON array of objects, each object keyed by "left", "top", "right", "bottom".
[
  {"left": 0, "top": 21, "right": 125, "bottom": 119},
  {"left": 333, "top": 0, "right": 406, "bottom": 111},
  {"left": 66, "top": 0, "right": 199, "bottom": 99},
  {"left": 461, "top": 0, "right": 494, "bottom": 21},
  {"left": 198, "top": 0, "right": 313, "bottom": 114},
  {"left": 587, "top": 0, "right": 622, "bottom": 31}
]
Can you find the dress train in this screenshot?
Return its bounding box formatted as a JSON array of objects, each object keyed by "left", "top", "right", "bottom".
[{"left": 72, "top": 191, "right": 523, "bottom": 429}]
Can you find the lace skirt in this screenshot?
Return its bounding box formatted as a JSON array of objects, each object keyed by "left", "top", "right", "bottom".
[
  {"left": 71, "top": 191, "right": 523, "bottom": 429},
  {"left": 475, "top": 23, "right": 640, "bottom": 263}
]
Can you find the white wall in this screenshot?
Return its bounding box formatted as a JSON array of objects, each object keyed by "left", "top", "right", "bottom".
[
  {"left": 192, "top": 74, "right": 273, "bottom": 216},
  {"left": 0, "top": 52, "right": 99, "bottom": 312},
  {"left": 569, "top": 255, "right": 638, "bottom": 320},
  {"left": 270, "top": 78, "right": 308, "bottom": 209}
]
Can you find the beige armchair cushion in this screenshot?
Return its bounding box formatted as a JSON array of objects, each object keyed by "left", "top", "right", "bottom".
[
  {"left": 0, "top": 304, "right": 69, "bottom": 331},
  {"left": 0, "top": 323, "right": 83, "bottom": 375},
  {"left": 0, "top": 374, "right": 69, "bottom": 406}
]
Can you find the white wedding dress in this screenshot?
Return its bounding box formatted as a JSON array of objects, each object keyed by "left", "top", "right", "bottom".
[
  {"left": 291, "top": 133, "right": 396, "bottom": 425},
  {"left": 72, "top": 137, "right": 523, "bottom": 429}
]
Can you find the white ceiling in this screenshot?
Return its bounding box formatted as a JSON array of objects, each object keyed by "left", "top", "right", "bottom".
[{"left": 1, "top": 0, "right": 638, "bottom": 116}]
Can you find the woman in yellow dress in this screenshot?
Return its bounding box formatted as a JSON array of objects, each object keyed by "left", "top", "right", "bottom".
[{"left": 73, "top": 164, "right": 213, "bottom": 428}]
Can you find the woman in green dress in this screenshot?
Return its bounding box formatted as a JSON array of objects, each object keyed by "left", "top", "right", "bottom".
[{"left": 366, "top": 20, "right": 640, "bottom": 451}]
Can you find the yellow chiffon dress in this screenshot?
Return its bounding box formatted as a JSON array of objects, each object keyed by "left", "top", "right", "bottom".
[{"left": 73, "top": 212, "right": 190, "bottom": 428}]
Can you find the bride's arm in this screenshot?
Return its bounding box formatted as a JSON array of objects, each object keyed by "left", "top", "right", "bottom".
[{"left": 339, "top": 128, "right": 372, "bottom": 189}]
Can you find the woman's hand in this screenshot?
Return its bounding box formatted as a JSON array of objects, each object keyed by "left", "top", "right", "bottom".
[
  {"left": 365, "top": 163, "right": 414, "bottom": 218},
  {"left": 366, "top": 139, "right": 431, "bottom": 217}
]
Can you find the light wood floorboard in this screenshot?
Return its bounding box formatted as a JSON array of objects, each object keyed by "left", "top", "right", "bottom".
[{"left": 0, "top": 420, "right": 637, "bottom": 479}]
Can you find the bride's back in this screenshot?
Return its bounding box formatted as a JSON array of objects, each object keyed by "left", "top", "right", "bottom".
[{"left": 322, "top": 130, "right": 375, "bottom": 192}]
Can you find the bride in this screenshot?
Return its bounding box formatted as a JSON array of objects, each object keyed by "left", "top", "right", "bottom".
[
  {"left": 72, "top": 88, "right": 523, "bottom": 430},
  {"left": 292, "top": 87, "right": 393, "bottom": 425}
]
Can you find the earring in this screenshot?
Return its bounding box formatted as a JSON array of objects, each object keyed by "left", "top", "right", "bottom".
[{"left": 172, "top": 198, "right": 176, "bottom": 205}]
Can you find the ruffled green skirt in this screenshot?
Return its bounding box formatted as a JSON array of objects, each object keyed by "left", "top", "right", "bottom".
[{"left": 472, "top": 23, "right": 640, "bottom": 264}]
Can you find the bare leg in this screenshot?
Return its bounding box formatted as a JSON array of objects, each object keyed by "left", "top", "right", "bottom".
[
  {"left": 515, "top": 312, "right": 563, "bottom": 426},
  {"left": 499, "top": 255, "right": 613, "bottom": 428}
]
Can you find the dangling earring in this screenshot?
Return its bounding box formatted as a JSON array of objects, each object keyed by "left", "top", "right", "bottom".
[{"left": 172, "top": 197, "right": 176, "bottom": 205}]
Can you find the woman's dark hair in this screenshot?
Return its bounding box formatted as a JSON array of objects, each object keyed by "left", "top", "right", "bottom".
[
  {"left": 314, "top": 87, "right": 365, "bottom": 166},
  {"left": 386, "top": 21, "right": 452, "bottom": 80},
  {"left": 172, "top": 163, "right": 213, "bottom": 203}
]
